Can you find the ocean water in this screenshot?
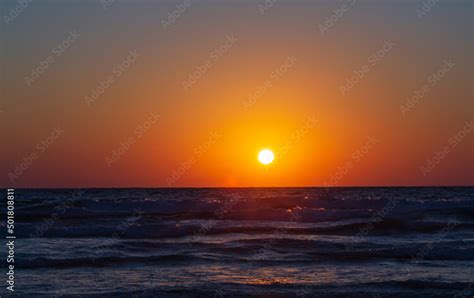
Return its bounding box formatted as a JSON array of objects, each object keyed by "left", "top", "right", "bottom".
[{"left": 5, "top": 187, "right": 474, "bottom": 297}]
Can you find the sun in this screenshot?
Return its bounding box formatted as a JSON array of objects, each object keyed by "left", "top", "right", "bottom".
[{"left": 258, "top": 149, "right": 274, "bottom": 165}]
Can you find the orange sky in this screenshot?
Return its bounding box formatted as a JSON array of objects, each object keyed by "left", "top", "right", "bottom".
[{"left": 1, "top": 0, "right": 473, "bottom": 187}]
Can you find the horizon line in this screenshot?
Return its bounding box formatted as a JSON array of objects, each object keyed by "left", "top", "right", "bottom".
[{"left": 4, "top": 185, "right": 474, "bottom": 190}]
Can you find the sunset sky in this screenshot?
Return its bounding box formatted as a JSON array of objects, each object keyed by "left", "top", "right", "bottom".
[{"left": 1, "top": 0, "right": 473, "bottom": 188}]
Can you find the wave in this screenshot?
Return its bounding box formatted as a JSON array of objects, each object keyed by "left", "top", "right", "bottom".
[
  {"left": 18, "top": 254, "right": 201, "bottom": 269},
  {"left": 12, "top": 216, "right": 474, "bottom": 239},
  {"left": 19, "top": 236, "right": 474, "bottom": 270},
  {"left": 23, "top": 280, "right": 473, "bottom": 298}
]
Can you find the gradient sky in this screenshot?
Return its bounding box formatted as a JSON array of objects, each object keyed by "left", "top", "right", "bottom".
[{"left": 1, "top": 0, "right": 473, "bottom": 188}]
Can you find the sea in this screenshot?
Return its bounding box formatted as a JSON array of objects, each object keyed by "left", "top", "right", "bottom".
[{"left": 4, "top": 187, "right": 474, "bottom": 297}]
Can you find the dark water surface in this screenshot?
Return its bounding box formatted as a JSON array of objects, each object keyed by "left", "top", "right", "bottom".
[{"left": 4, "top": 187, "right": 474, "bottom": 297}]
